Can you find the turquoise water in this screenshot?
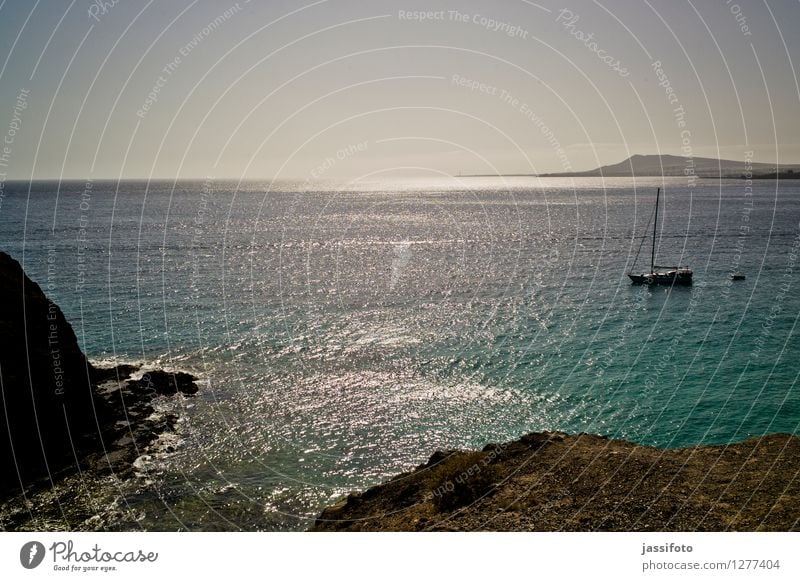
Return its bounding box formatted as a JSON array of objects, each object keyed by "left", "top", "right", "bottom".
[{"left": 1, "top": 176, "right": 798, "bottom": 530}]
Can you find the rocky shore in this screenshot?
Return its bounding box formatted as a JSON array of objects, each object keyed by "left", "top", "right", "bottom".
[
  {"left": 0, "top": 251, "right": 198, "bottom": 529},
  {"left": 312, "top": 431, "right": 800, "bottom": 531}
]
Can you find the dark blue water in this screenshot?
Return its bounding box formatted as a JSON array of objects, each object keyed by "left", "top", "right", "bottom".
[{"left": 1, "top": 176, "right": 798, "bottom": 530}]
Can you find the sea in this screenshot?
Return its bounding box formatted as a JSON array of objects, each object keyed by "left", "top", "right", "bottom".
[{"left": 1, "top": 176, "right": 798, "bottom": 530}]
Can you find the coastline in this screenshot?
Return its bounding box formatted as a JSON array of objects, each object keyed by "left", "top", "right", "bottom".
[
  {"left": 0, "top": 251, "right": 199, "bottom": 530},
  {"left": 0, "top": 361, "right": 200, "bottom": 531},
  {"left": 311, "top": 431, "right": 800, "bottom": 531}
]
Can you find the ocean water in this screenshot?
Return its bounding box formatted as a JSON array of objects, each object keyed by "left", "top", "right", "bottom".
[{"left": 1, "top": 176, "right": 798, "bottom": 530}]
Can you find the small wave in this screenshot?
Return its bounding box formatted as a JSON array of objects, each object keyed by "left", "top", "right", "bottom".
[
  {"left": 90, "top": 357, "right": 148, "bottom": 369},
  {"left": 132, "top": 431, "right": 184, "bottom": 481},
  {"left": 89, "top": 357, "right": 205, "bottom": 382}
]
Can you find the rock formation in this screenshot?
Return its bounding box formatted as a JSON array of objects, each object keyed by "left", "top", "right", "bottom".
[
  {"left": 0, "top": 251, "right": 197, "bottom": 499},
  {"left": 312, "top": 431, "right": 800, "bottom": 531},
  {"left": 0, "top": 251, "right": 104, "bottom": 492}
]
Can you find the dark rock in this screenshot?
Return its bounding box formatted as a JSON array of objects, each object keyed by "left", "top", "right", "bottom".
[
  {"left": 0, "top": 251, "right": 199, "bottom": 504},
  {"left": 129, "top": 369, "right": 198, "bottom": 396},
  {"left": 0, "top": 251, "right": 108, "bottom": 492},
  {"left": 345, "top": 492, "right": 362, "bottom": 508},
  {"left": 421, "top": 450, "right": 458, "bottom": 469},
  {"left": 519, "top": 431, "right": 562, "bottom": 449},
  {"left": 90, "top": 364, "right": 137, "bottom": 385}
]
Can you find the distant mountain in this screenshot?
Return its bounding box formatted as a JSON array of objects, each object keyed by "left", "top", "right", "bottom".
[{"left": 540, "top": 154, "right": 800, "bottom": 178}]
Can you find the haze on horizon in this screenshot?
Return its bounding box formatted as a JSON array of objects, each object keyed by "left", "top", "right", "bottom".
[{"left": 0, "top": 0, "right": 799, "bottom": 181}]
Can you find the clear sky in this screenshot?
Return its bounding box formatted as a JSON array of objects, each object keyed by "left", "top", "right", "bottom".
[{"left": 1, "top": 0, "right": 799, "bottom": 179}]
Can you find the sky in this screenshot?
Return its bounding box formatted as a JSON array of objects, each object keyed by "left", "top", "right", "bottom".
[{"left": 0, "top": 0, "right": 799, "bottom": 179}]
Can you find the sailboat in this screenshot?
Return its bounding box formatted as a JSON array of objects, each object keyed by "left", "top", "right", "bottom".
[{"left": 628, "top": 187, "right": 692, "bottom": 285}]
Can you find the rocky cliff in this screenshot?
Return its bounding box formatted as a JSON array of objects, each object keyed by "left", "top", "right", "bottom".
[
  {"left": 0, "top": 251, "right": 197, "bottom": 501},
  {"left": 312, "top": 431, "right": 800, "bottom": 531},
  {"left": 0, "top": 251, "right": 104, "bottom": 492}
]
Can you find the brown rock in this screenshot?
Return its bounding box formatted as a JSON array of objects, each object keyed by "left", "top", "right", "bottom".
[{"left": 311, "top": 431, "right": 800, "bottom": 531}]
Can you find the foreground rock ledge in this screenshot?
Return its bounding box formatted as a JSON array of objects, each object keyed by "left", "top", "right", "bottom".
[{"left": 312, "top": 431, "right": 800, "bottom": 531}]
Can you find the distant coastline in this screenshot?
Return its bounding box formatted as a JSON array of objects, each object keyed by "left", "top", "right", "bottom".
[
  {"left": 458, "top": 154, "right": 800, "bottom": 179},
  {"left": 748, "top": 172, "right": 800, "bottom": 180}
]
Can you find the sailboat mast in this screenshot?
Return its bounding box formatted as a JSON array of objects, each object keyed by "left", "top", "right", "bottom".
[{"left": 651, "top": 187, "right": 659, "bottom": 273}]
